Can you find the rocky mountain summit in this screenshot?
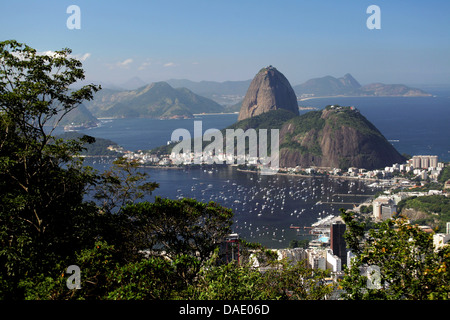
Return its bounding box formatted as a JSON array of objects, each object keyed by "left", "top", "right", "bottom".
[
  {"left": 278, "top": 105, "right": 406, "bottom": 169},
  {"left": 238, "top": 66, "right": 299, "bottom": 121}
]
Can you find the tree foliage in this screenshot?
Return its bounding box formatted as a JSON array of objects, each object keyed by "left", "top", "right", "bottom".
[
  {"left": 180, "top": 250, "right": 335, "bottom": 300},
  {"left": 438, "top": 165, "right": 450, "bottom": 183},
  {"left": 118, "top": 198, "right": 234, "bottom": 262},
  {"left": 93, "top": 157, "right": 159, "bottom": 215},
  {"left": 0, "top": 40, "right": 101, "bottom": 299},
  {"left": 340, "top": 209, "right": 450, "bottom": 300},
  {"left": 397, "top": 195, "right": 450, "bottom": 232}
]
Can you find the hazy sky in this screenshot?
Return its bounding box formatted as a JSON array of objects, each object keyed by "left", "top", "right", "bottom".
[{"left": 2, "top": 0, "right": 450, "bottom": 86}]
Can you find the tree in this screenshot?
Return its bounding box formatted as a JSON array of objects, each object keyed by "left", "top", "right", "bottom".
[
  {"left": 93, "top": 157, "right": 159, "bottom": 215},
  {"left": 189, "top": 252, "right": 335, "bottom": 300},
  {"left": 118, "top": 198, "right": 234, "bottom": 262},
  {"left": 438, "top": 165, "right": 450, "bottom": 183},
  {"left": 0, "top": 40, "right": 101, "bottom": 298},
  {"left": 340, "top": 209, "right": 450, "bottom": 300}
]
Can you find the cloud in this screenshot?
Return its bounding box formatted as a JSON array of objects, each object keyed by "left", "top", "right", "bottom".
[
  {"left": 38, "top": 50, "right": 58, "bottom": 57},
  {"left": 117, "top": 58, "right": 134, "bottom": 67},
  {"left": 138, "top": 61, "right": 151, "bottom": 71},
  {"left": 163, "top": 62, "right": 176, "bottom": 67},
  {"left": 35, "top": 51, "right": 91, "bottom": 62},
  {"left": 77, "top": 53, "right": 91, "bottom": 61},
  {"left": 104, "top": 58, "right": 134, "bottom": 70}
]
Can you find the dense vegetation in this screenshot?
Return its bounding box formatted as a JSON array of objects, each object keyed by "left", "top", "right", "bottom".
[
  {"left": 149, "top": 108, "right": 297, "bottom": 156},
  {"left": 279, "top": 110, "right": 324, "bottom": 156},
  {"left": 282, "top": 110, "right": 325, "bottom": 135},
  {"left": 341, "top": 209, "right": 450, "bottom": 299},
  {"left": 397, "top": 195, "right": 450, "bottom": 232},
  {"left": 438, "top": 165, "right": 450, "bottom": 183},
  {"left": 227, "top": 108, "right": 297, "bottom": 132},
  {"left": 57, "top": 132, "right": 121, "bottom": 156},
  {"left": 278, "top": 106, "right": 404, "bottom": 168},
  {"left": 324, "top": 106, "right": 382, "bottom": 137}
]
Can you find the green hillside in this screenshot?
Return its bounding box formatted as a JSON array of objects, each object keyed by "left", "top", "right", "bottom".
[
  {"left": 56, "top": 104, "right": 99, "bottom": 126},
  {"left": 278, "top": 105, "right": 406, "bottom": 169},
  {"left": 398, "top": 195, "right": 450, "bottom": 232},
  {"left": 56, "top": 132, "right": 121, "bottom": 156},
  {"left": 84, "top": 82, "right": 224, "bottom": 119},
  {"left": 226, "top": 109, "right": 298, "bottom": 131},
  {"left": 149, "top": 109, "right": 298, "bottom": 156}
]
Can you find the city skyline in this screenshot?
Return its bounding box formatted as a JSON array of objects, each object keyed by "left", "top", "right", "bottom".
[{"left": 2, "top": 1, "right": 450, "bottom": 87}]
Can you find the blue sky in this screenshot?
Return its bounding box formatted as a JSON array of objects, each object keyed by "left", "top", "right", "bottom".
[{"left": 1, "top": 0, "right": 449, "bottom": 86}]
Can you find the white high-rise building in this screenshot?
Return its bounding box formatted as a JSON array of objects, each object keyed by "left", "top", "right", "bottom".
[
  {"left": 412, "top": 155, "right": 439, "bottom": 169},
  {"left": 429, "top": 156, "right": 438, "bottom": 168}
]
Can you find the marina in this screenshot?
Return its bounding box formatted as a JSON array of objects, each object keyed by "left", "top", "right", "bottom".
[
  {"left": 144, "top": 165, "right": 383, "bottom": 248},
  {"left": 87, "top": 159, "right": 382, "bottom": 248}
]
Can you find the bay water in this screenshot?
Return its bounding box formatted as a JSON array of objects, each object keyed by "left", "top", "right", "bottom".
[{"left": 78, "top": 96, "right": 450, "bottom": 248}]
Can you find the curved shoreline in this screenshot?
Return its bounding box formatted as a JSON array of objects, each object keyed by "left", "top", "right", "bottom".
[{"left": 236, "top": 168, "right": 382, "bottom": 182}]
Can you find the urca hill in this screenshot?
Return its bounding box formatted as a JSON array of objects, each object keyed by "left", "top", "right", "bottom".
[{"left": 234, "top": 66, "right": 406, "bottom": 170}]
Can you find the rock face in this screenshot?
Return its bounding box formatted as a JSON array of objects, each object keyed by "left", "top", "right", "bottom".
[
  {"left": 238, "top": 66, "right": 299, "bottom": 121},
  {"left": 278, "top": 106, "right": 406, "bottom": 170}
]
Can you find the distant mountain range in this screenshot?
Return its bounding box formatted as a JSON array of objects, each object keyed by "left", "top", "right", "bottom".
[
  {"left": 164, "top": 74, "right": 431, "bottom": 107},
  {"left": 83, "top": 81, "right": 223, "bottom": 120},
  {"left": 63, "top": 73, "right": 431, "bottom": 127},
  {"left": 293, "top": 74, "right": 431, "bottom": 98},
  {"left": 120, "top": 76, "right": 148, "bottom": 90},
  {"left": 91, "top": 74, "right": 430, "bottom": 106},
  {"left": 166, "top": 73, "right": 431, "bottom": 101},
  {"left": 166, "top": 79, "right": 252, "bottom": 105}
]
